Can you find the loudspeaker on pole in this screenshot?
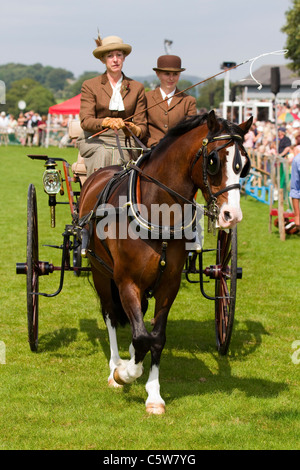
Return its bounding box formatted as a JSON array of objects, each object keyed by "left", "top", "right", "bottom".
[{"left": 271, "top": 67, "right": 280, "bottom": 95}]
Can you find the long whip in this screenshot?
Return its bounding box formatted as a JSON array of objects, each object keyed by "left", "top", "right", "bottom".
[{"left": 87, "top": 49, "right": 288, "bottom": 140}]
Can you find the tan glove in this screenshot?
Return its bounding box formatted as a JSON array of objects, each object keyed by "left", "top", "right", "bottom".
[
  {"left": 126, "top": 122, "right": 142, "bottom": 137},
  {"left": 102, "top": 117, "right": 126, "bottom": 131}
]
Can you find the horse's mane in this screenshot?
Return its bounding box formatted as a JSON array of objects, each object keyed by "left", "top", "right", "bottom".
[{"left": 154, "top": 113, "right": 244, "bottom": 151}]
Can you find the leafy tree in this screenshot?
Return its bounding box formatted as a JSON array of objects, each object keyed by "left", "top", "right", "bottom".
[
  {"left": 65, "top": 71, "right": 99, "bottom": 97},
  {"left": 5, "top": 78, "right": 38, "bottom": 114},
  {"left": 0, "top": 63, "right": 31, "bottom": 89},
  {"left": 281, "top": 0, "right": 300, "bottom": 72},
  {"left": 178, "top": 79, "right": 197, "bottom": 98},
  {"left": 196, "top": 78, "right": 225, "bottom": 110},
  {"left": 25, "top": 85, "right": 56, "bottom": 115},
  {"left": 44, "top": 67, "right": 74, "bottom": 92},
  {"left": 5, "top": 78, "right": 55, "bottom": 116},
  {"left": 0, "top": 63, "right": 74, "bottom": 93}
]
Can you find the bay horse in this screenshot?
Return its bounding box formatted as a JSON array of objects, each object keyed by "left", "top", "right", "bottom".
[{"left": 78, "top": 110, "right": 252, "bottom": 414}]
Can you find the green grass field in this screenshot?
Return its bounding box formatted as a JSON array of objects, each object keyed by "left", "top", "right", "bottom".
[{"left": 0, "top": 145, "right": 299, "bottom": 450}]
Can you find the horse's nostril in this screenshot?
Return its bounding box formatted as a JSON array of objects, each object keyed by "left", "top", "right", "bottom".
[{"left": 224, "top": 211, "right": 231, "bottom": 221}]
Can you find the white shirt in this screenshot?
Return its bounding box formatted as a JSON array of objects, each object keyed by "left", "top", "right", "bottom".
[
  {"left": 109, "top": 77, "right": 125, "bottom": 111},
  {"left": 160, "top": 88, "right": 176, "bottom": 106},
  {"left": 0, "top": 115, "right": 8, "bottom": 129}
]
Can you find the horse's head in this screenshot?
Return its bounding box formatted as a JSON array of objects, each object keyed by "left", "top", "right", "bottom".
[{"left": 191, "top": 110, "right": 253, "bottom": 229}]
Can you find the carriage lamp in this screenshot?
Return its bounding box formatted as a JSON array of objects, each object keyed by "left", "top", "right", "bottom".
[
  {"left": 43, "top": 159, "right": 62, "bottom": 228},
  {"left": 43, "top": 168, "right": 62, "bottom": 195}
]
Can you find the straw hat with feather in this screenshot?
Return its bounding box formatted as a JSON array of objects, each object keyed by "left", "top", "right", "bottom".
[{"left": 93, "top": 33, "right": 132, "bottom": 62}]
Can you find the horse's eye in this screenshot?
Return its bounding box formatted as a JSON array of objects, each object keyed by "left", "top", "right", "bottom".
[{"left": 207, "top": 151, "right": 220, "bottom": 176}]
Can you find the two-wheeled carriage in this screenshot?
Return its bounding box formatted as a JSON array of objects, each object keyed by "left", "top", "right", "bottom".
[
  {"left": 16, "top": 111, "right": 252, "bottom": 413},
  {"left": 17, "top": 125, "right": 244, "bottom": 356}
]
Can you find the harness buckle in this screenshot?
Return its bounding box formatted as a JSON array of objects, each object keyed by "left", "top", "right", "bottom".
[{"left": 207, "top": 199, "right": 219, "bottom": 236}]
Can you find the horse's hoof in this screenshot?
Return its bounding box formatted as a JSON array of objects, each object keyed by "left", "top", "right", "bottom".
[
  {"left": 113, "top": 368, "right": 127, "bottom": 386},
  {"left": 146, "top": 403, "right": 166, "bottom": 415},
  {"left": 108, "top": 377, "right": 123, "bottom": 388}
]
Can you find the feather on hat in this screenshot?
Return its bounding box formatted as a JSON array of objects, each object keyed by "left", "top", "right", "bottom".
[{"left": 93, "top": 32, "right": 132, "bottom": 62}]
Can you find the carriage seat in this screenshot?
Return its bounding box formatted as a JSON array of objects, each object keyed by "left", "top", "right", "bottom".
[{"left": 69, "top": 120, "right": 87, "bottom": 184}]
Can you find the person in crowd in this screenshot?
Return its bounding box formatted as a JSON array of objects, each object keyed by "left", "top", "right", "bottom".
[
  {"left": 278, "top": 126, "right": 291, "bottom": 156},
  {"left": 37, "top": 115, "right": 47, "bottom": 146},
  {"left": 77, "top": 34, "right": 147, "bottom": 177},
  {"left": 244, "top": 124, "right": 256, "bottom": 149},
  {"left": 7, "top": 114, "right": 17, "bottom": 134},
  {"left": 0, "top": 111, "right": 8, "bottom": 129},
  {"left": 17, "top": 112, "right": 26, "bottom": 127},
  {"left": 0, "top": 111, "right": 9, "bottom": 145},
  {"left": 145, "top": 55, "right": 197, "bottom": 148},
  {"left": 278, "top": 126, "right": 292, "bottom": 191},
  {"left": 289, "top": 144, "right": 300, "bottom": 234},
  {"left": 24, "top": 111, "right": 35, "bottom": 146}
]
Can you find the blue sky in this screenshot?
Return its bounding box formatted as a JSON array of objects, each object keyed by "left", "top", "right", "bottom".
[{"left": 1, "top": 0, "right": 293, "bottom": 81}]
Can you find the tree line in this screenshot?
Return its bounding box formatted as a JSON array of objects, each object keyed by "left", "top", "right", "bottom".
[{"left": 0, "top": 62, "right": 225, "bottom": 117}]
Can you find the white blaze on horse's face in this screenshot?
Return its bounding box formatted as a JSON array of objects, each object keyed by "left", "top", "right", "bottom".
[{"left": 218, "top": 144, "right": 245, "bottom": 229}]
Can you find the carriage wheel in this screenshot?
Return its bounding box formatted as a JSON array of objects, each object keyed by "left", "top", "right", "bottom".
[
  {"left": 215, "top": 227, "right": 237, "bottom": 355},
  {"left": 26, "top": 184, "right": 39, "bottom": 352}
]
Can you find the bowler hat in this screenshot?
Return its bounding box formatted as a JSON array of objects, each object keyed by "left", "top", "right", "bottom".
[
  {"left": 93, "top": 35, "right": 132, "bottom": 62},
  {"left": 153, "top": 55, "right": 185, "bottom": 72}
]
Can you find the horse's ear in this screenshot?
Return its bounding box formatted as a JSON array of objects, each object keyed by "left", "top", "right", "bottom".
[
  {"left": 207, "top": 110, "right": 220, "bottom": 133},
  {"left": 239, "top": 116, "right": 253, "bottom": 135}
]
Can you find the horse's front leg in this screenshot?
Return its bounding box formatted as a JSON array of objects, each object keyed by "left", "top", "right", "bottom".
[
  {"left": 145, "top": 308, "right": 169, "bottom": 415},
  {"left": 113, "top": 282, "right": 151, "bottom": 385}
]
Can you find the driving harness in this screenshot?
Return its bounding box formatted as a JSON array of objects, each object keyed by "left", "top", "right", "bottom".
[{"left": 76, "top": 131, "right": 250, "bottom": 294}]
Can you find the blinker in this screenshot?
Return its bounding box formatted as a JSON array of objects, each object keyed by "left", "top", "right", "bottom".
[
  {"left": 240, "top": 155, "right": 251, "bottom": 178},
  {"left": 233, "top": 142, "right": 242, "bottom": 174},
  {"left": 207, "top": 150, "right": 220, "bottom": 176},
  {"left": 233, "top": 141, "right": 251, "bottom": 178}
]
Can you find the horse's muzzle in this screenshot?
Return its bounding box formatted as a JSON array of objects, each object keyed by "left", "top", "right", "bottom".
[{"left": 218, "top": 204, "right": 243, "bottom": 229}]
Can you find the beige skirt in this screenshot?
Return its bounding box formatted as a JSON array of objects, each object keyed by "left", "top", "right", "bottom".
[{"left": 77, "top": 129, "right": 141, "bottom": 178}]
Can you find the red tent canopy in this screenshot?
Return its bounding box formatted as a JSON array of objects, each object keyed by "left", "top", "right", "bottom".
[{"left": 48, "top": 94, "right": 81, "bottom": 115}]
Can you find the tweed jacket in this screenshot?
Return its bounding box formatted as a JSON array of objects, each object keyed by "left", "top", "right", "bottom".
[
  {"left": 79, "top": 72, "right": 147, "bottom": 139},
  {"left": 145, "top": 87, "right": 197, "bottom": 147}
]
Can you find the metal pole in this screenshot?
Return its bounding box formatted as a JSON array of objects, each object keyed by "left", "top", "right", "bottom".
[
  {"left": 224, "top": 70, "right": 230, "bottom": 102},
  {"left": 274, "top": 95, "right": 278, "bottom": 154}
]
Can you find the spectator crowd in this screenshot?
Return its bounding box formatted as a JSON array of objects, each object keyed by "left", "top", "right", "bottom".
[
  {"left": 0, "top": 110, "right": 71, "bottom": 147},
  {"left": 0, "top": 99, "right": 299, "bottom": 234},
  {"left": 242, "top": 103, "right": 300, "bottom": 158}
]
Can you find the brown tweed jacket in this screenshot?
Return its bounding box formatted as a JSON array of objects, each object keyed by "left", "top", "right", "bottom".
[
  {"left": 79, "top": 72, "right": 147, "bottom": 139},
  {"left": 145, "top": 87, "right": 197, "bottom": 147}
]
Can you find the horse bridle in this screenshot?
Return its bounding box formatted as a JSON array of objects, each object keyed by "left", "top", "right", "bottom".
[{"left": 191, "top": 133, "right": 251, "bottom": 222}]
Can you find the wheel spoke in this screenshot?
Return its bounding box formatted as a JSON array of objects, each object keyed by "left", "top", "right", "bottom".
[{"left": 215, "top": 227, "right": 237, "bottom": 355}]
